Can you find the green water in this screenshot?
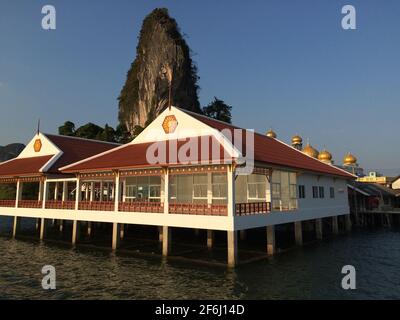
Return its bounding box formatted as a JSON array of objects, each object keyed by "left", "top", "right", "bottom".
[{"left": 0, "top": 217, "right": 399, "bottom": 299}]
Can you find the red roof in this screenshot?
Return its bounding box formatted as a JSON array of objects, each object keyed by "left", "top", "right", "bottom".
[
  {"left": 0, "top": 155, "right": 53, "bottom": 177},
  {"left": 45, "top": 134, "right": 119, "bottom": 173},
  {"left": 184, "top": 111, "right": 354, "bottom": 179},
  {"left": 62, "top": 136, "right": 231, "bottom": 172}
]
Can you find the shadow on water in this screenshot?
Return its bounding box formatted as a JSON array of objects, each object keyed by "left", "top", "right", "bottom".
[{"left": 0, "top": 216, "right": 400, "bottom": 299}]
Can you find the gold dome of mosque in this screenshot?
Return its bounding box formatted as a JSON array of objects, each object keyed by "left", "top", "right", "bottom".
[
  {"left": 318, "top": 149, "right": 333, "bottom": 162},
  {"left": 343, "top": 153, "right": 357, "bottom": 165},
  {"left": 292, "top": 135, "right": 303, "bottom": 145},
  {"left": 303, "top": 143, "right": 319, "bottom": 158},
  {"left": 266, "top": 128, "right": 277, "bottom": 138}
]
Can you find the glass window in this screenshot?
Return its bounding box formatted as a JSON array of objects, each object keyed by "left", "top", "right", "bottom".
[
  {"left": 319, "top": 186, "right": 325, "bottom": 199},
  {"left": 247, "top": 174, "right": 266, "bottom": 201},
  {"left": 298, "top": 185, "right": 305, "bottom": 199},
  {"left": 312, "top": 186, "right": 318, "bottom": 198},
  {"left": 330, "top": 187, "right": 335, "bottom": 199},
  {"left": 193, "top": 174, "right": 207, "bottom": 200},
  {"left": 212, "top": 173, "right": 227, "bottom": 200}
]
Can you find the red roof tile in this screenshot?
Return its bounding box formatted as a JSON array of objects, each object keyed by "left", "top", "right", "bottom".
[
  {"left": 62, "top": 136, "right": 231, "bottom": 172},
  {"left": 0, "top": 155, "right": 53, "bottom": 177},
  {"left": 45, "top": 134, "right": 119, "bottom": 173},
  {"left": 184, "top": 111, "right": 354, "bottom": 179}
]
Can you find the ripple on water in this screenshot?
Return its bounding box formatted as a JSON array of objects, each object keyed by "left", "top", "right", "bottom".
[{"left": 0, "top": 227, "right": 400, "bottom": 299}]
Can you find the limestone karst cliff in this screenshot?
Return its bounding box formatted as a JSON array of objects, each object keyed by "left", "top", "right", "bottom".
[{"left": 118, "top": 8, "right": 201, "bottom": 133}]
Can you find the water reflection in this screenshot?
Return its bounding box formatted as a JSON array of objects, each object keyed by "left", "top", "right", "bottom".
[{"left": 0, "top": 217, "right": 400, "bottom": 299}]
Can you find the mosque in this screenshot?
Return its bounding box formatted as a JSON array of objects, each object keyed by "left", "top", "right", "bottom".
[{"left": 265, "top": 129, "right": 364, "bottom": 177}]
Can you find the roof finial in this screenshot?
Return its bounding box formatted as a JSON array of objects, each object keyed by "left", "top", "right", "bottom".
[{"left": 37, "top": 119, "right": 41, "bottom": 135}]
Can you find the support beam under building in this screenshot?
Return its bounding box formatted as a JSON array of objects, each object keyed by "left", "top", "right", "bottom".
[
  {"left": 207, "top": 230, "right": 214, "bottom": 249},
  {"left": 332, "top": 216, "right": 339, "bottom": 235},
  {"left": 40, "top": 218, "right": 46, "bottom": 240},
  {"left": 162, "top": 226, "right": 171, "bottom": 256},
  {"left": 158, "top": 226, "right": 163, "bottom": 243},
  {"left": 112, "top": 223, "right": 120, "bottom": 250},
  {"left": 12, "top": 216, "right": 20, "bottom": 238},
  {"left": 267, "top": 225, "right": 275, "bottom": 256},
  {"left": 240, "top": 230, "right": 246, "bottom": 241},
  {"left": 315, "top": 218, "right": 323, "bottom": 240},
  {"left": 294, "top": 221, "right": 303, "bottom": 246},
  {"left": 345, "top": 214, "right": 352, "bottom": 232},
  {"left": 87, "top": 222, "right": 92, "bottom": 236},
  {"left": 72, "top": 220, "right": 80, "bottom": 245},
  {"left": 227, "top": 230, "right": 237, "bottom": 267}
]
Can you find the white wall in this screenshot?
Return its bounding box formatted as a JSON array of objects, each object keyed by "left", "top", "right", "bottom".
[{"left": 235, "top": 173, "right": 350, "bottom": 230}]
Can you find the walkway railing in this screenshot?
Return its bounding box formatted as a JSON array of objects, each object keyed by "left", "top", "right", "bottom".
[
  {"left": 45, "top": 200, "right": 75, "bottom": 210},
  {"left": 78, "top": 201, "right": 114, "bottom": 211},
  {"left": 169, "top": 203, "right": 228, "bottom": 216},
  {"left": 235, "top": 202, "right": 271, "bottom": 216},
  {"left": 0, "top": 200, "right": 16, "bottom": 207},
  {"left": 119, "top": 201, "right": 163, "bottom": 213},
  {"left": 18, "top": 200, "right": 43, "bottom": 208}
]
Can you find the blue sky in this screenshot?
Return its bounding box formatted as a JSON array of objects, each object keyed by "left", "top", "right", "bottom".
[{"left": 0, "top": 0, "right": 399, "bottom": 173}]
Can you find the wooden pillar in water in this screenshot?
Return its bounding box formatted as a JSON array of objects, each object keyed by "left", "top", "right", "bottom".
[
  {"left": 40, "top": 218, "right": 46, "bottom": 240},
  {"left": 72, "top": 220, "right": 80, "bottom": 245},
  {"left": 162, "top": 226, "right": 171, "bottom": 256},
  {"left": 315, "top": 218, "right": 323, "bottom": 240},
  {"left": 267, "top": 225, "right": 275, "bottom": 256},
  {"left": 294, "top": 221, "right": 303, "bottom": 246},
  {"left": 207, "top": 230, "right": 214, "bottom": 249},
  {"left": 112, "top": 223, "right": 120, "bottom": 250},
  {"left": 227, "top": 230, "right": 237, "bottom": 267},
  {"left": 332, "top": 216, "right": 339, "bottom": 235}
]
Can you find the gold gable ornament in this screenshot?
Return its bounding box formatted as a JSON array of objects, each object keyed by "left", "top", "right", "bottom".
[
  {"left": 33, "top": 139, "right": 42, "bottom": 152},
  {"left": 162, "top": 115, "right": 178, "bottom": 134}
]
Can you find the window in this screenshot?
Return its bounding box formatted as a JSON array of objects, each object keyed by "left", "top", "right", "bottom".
[
  {"left": 193, "top": 174, "right": 208, "bottom": 200},
  {"left": 124, "top": 176, "right": 161, "bottom": 202},
  {"left": 330, "top": 187, "right": 335, "bottom": 199},
  {"left": 319, "top": 186, "right": 325, "bottom": 199},
  {"left": 312, "top": 186, "right": 318, "bottom": 198},
  {"left": 298, "top": 185, "right": 305, "bottom": 199},
  {"left": 212, "top": 173, "right": 227, "bottom": 201},
  {"left": 247, "top": 174, "right": 266, "bottom": 201}
]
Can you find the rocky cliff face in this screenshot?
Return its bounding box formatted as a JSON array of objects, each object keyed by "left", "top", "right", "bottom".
[
  {"left": 118, "top": 8, "right": 201, "bottom": 133},
  {"left": 0, "top": 143, "right": 25, "bottom": 162}
]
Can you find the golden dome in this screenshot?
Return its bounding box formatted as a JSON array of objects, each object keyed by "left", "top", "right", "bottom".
[
  {"left": 343, "top": 153, "right": 357, "bottom": 165},
  {"left": 303, "top": 143, "right": 319, "bottom": 158},
  {"left": 292, "top": 135, "right": 303, "bottom": 145},
  {"left": 318, "top": 149, "right": 332, "bottom": 162},
  {"left": 266, "top": 128, "right": 277, "bottom": 138}
]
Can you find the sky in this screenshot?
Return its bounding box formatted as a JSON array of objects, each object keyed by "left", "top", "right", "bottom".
[{"left": 0, "top": 0, "right": 399, "bottom": 174}]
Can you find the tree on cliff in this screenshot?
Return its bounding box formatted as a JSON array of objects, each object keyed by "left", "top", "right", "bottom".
[
  {"left": 118, "top": 8, "right": 201, "bottom": 134},
  {"left": 202, "top": 97, "right": 232, "bottom": 124}
]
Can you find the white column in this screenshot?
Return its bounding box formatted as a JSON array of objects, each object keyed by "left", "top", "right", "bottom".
[
  {"left": 15, "top": 180, "right": 22, "bottom": 208},
  {"left": 38, "top": 181, "right": 44, "bottom": 201},
  {"left": 207, "top": 172, "right": 212, "bottom": 206},
  {"left": 62, "top": 181, "right": 68, "bottom": 201},
  {"left": 267, "top": 225, "right": 275, "bottom": 255},
  {"left": 99, "top": 181, "right": 104, "bottom": 201},
  {"left": 164, "top": 169, "right": 169, "bottom": 215},
  {"left": 75, "top": 177, "right": 81, "bottom": 210},
  {"left": 42, "top": 180, "right": 48, "bottom": 209},
  {"left": 114, "top": 172, "right": 120, "bottom": 212},
  {"left": 227, "top": 165, "right": 236, "bottom": 217},
  {"left": 90, "top": 182, "right": 94, "bottom": 202},
  {"left": 54, "top": 182, "right": 59, "bottom": 200},
  {"left": 227, "top": 230, "right": 237, "bottom": 267}
]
